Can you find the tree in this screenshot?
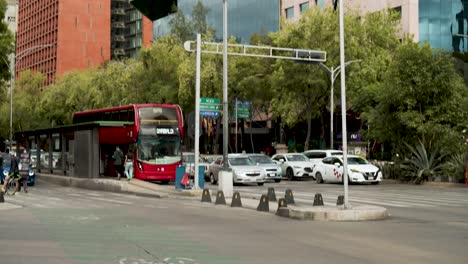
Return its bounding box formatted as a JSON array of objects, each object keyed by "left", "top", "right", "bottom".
[
  {"left": 369, "top": 41, "right": 468, "bottom": 155},
  {"left": 40, "top": 69, "right": 102, "bottom": 125},
  {"left": 0, "top": 0, "right": 15, "bottom": 96},
  {"left": 270, "top": 6, "right": 401, "bottom": 150},
  {"left": 135, "top": 36, "right": 186, "bottom": 105},
  {"left": 10, "top": 70, "right": 47, "bottom": 132}
]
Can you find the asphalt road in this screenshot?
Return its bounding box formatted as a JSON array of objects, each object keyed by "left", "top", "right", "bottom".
[{"left": 1, "top": 179, "right": 467, "bottom": 264}]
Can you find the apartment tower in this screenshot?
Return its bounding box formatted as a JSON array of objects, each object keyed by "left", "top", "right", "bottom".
[{"left": 16, "top": 0, "right": 152, "bottom": 85}]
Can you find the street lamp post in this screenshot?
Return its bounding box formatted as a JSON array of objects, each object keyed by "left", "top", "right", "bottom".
[
  {"left": 2, "top": 44, "right": 55, "bottom": 151},
  {"left": 320, "top": 60, "right": 361, "bottom": 149}
]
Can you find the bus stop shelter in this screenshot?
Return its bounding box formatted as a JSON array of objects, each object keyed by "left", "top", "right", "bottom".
[{"left": 15, "top": 121, "right": 131, "bottom": 179}]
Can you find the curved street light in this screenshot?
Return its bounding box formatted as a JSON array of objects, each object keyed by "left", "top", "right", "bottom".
[
  {"left": 2, "top": 44, "right": 55, "bottom": 151},
  {"left": 319, "top": 59, "right": 361, "bottom": 149}
]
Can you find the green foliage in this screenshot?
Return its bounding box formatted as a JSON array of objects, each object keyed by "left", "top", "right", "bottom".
[
  {"left": 368, "top": 41, "right": 468, "bottom": 150},
  {"left": 0, "top": 0, "right": 15, "bottom": 91},
  {"left": 443, "top": 152, "right": 468, "bottom": 182},
  {"left": 400, "top": 139, "right": 447, "bottom": 184},
  {"left": 11, "top": 70, "right": 48, "bottom": 131},
  {"left": 373, "top": 161, "right": 401, "bottom": 179},
  {"left": 40, "top": 69, "right": 102, "bottom": 125},
  {"left": 270, "top": 6, "right": 400, "bottom": 150}
]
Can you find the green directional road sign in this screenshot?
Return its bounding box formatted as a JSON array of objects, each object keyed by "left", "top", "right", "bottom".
[
  {"left": 200, "top": 97, "right": 221, "bottom": 116},
  {"left": 201, "top": 97, "right": 220, "bottom": 104},
  {"left": 231, "top": 99, "right": 252, "bottom": 119}
]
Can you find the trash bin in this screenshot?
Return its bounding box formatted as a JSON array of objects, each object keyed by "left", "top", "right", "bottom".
[
  {"left": 175, "top": 165, "right": 205, "bottom": 190},
  {"left": 197, "top": 166, "right": 205, "bottom": 189}
]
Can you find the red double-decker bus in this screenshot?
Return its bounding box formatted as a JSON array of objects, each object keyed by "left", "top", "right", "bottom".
[{"left": 73, "top": 104, "right": 184, "bottom": 182}]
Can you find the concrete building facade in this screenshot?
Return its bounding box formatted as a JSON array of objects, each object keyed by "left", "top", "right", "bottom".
[
  {"left": 15, "top": 0, "right": 152, "bottom": 85},
  {"left": 280, "top": 0, "right": 468, "bottom": 53}
]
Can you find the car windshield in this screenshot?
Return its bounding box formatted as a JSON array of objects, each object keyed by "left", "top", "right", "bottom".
[
  {"left": 249, "top": 155, "right": 274, "bottom": 164},
  {"left": 286, "top": 154, "right": 308, "bottom": 161},
  {"left": 229, "top": 157, "right": 255, "bottom": 166},
  {"left": 348, "top": 157, "right": 369, "bottom": 165}
]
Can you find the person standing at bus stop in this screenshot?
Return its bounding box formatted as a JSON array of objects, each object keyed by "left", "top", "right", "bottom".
[
  {"left": 112, "top": 146, "right": 124, "bottom": 180},
  {"left": 124, "top": 149, "right": 134, "bottom": 181}
]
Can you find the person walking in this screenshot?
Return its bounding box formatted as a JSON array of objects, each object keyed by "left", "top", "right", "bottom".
[
  {"left": 18, "top": 148, "right": 30, "bottom": 193},
  {"left": 112, "top": 146, "right": 124, "bottom": 180},
  {"left": 124, "top": 149, "right": 134, "bottom": 181}
]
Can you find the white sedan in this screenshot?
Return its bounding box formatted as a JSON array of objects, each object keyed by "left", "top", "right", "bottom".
[
  {"left": 271, "top": 153, "right": 315, "bottom": 181},
  {"left": 314, "top": 155, "right": 382, "bottom": 184}
]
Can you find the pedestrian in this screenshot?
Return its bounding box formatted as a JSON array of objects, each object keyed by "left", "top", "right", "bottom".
[
  {"left": 1, "top": 151, "right": 21, "bottom": 195},
  {"left": 124, "top": 149, "right": 134, "bottom": 181},
  {"left": 18, "top": 148, "right": 30, "bottom": 193},
  {"left": 112, "top": 146, "right": 124, "bottom": 180}
]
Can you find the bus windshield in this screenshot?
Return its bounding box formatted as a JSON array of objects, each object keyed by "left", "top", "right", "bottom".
[{"left": 137, "top": 137, "right": 181, "bottom": 165}]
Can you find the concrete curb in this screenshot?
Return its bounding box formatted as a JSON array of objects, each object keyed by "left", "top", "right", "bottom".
[
  {"left": 37, "top": 174, "right": 168, "bottom": 198},
  {"left": 287, "top": 205, "right": 388, "bottom": 221}
]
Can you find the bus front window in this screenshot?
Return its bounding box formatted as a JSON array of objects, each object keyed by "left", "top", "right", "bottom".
[{"left": 137, "top": 137, "right": 181, "bottom": 165}]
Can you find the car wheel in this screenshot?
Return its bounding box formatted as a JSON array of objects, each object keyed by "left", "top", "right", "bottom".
[
  {"left": 210, "top": 173, "right": 217, "bottom": 185},
  {"left": 315, "top": 172, "right": 324, "bottom": 184},
  {"left": 341, "top": 176, "right": 352, "bottom": 185},
  {"left": 274, "top": 179, "right": 281, "bottom": 183},
  {"left": 257, "top": 182, "right": 264, "bottom": 186},
  {"left": 286, "top": 168, "right": 294, "bottom": 181}
]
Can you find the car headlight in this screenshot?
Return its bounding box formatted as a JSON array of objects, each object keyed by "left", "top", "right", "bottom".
[{"left": 350, "top": 168, "right": 360, "bottom": 173}]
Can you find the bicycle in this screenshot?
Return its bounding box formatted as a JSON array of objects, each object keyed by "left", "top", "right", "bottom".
[{"left": 3, "top": 172, "right": 23, "bottom": 196}]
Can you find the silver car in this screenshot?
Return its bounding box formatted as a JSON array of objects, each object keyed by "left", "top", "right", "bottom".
[
  {"left": 242, "top": 154, "right": 282, "bottom": 183},
  {"left": 208, "top": 154, "right": 266, "bottom": 186}
]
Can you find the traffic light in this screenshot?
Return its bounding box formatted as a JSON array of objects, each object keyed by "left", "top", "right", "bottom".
[{"left": 291, "top": 50, "right": 326, "bottom": 64}]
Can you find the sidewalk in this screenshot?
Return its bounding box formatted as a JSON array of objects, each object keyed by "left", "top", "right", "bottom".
[{"left": 19, "top": 173, "right": 388, "bottom": 221}]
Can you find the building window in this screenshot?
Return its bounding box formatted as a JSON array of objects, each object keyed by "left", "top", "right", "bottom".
[
  {"left": 393, "top": 6, "right": 402, "bottom": 19},
  {"left": 316, "top": 0, "right": 325, "bottom": 9},
  {"left": 300, "top": 2, "right": 309, "bottom": 14},
  {"left": 285, "top": 7, "right": 294, "bottom": 19}
]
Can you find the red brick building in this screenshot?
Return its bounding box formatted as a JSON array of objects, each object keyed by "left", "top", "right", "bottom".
[{"left": 16, "top": 0, "right": 153, "bottom": 85}]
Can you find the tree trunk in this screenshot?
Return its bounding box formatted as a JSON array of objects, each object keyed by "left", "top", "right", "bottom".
[{"left": 304, "top": 111, "right": 312, "bottom": 151}]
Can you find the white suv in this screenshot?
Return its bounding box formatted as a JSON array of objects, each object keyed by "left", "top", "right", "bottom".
[
  {"left": 303, "top": 149, "right": 343, "bottom": 173},
  {"left": 303, "top": 149, "right": 343, "bottom": 163}
]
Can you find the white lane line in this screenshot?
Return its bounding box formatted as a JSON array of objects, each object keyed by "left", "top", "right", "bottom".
[
  {"left": 342, "top": 191, "right": 468, "bottom": 206},
  {"left": 87, "top": 197, "right": 133, "bottom": 205}
]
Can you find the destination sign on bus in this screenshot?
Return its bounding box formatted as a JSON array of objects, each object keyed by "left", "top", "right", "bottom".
[{"left": 156, "top": 128, "right": 175, "bottom": 135}]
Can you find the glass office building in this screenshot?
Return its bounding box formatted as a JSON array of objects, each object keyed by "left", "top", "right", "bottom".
[
  {"left": 419, "top": 0, "right": 468, "bottom": 52},
  {"left": 153, "top": 0, "right": 280, "bottom": 43}
]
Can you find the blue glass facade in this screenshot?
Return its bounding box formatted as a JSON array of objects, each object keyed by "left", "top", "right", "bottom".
[
  {"left": 419, "top": 0, "right": 468, "bottom": 52},
  {"left": 153, "top": 0, "right": 280, "bottom": 43}
]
